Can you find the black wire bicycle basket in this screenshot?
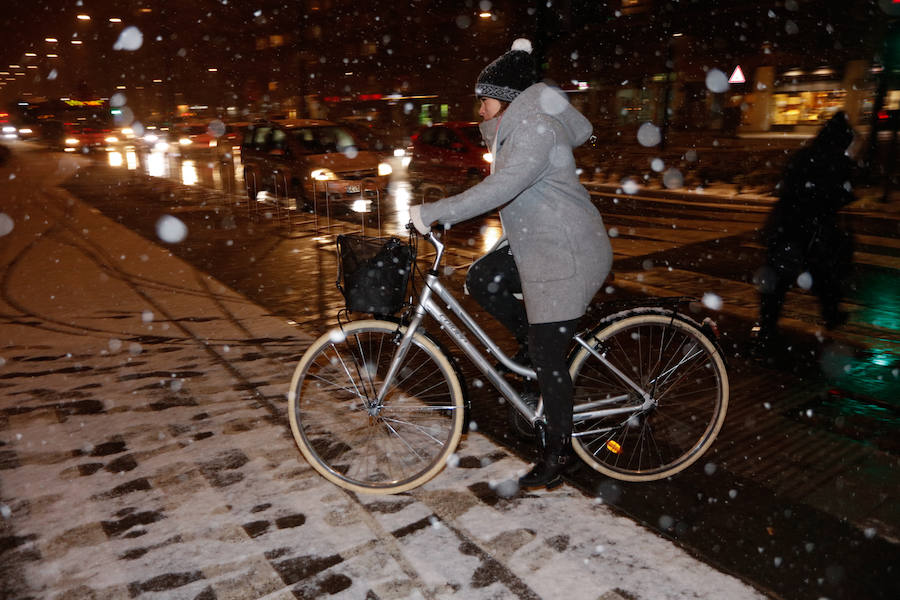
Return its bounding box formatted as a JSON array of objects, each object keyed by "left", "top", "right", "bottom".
[{"left": 336, "top": 234, "right": 416, "bottom": 315}]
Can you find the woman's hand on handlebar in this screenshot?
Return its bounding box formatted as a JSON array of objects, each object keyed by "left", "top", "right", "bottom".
[{"left": 408, "top": 204, "right": 432, "bottom": 235}]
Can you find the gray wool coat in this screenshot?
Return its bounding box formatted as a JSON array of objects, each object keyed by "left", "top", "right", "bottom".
[{"left": 419, "top": 82, "right": 612, "bottom": 324}]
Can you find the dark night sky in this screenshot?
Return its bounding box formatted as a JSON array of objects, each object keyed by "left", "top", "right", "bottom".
[{"left": 0, "top": 1, "right": 893, "bottom": 107}]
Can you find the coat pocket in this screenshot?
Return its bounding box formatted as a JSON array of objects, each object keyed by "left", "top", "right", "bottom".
[{"left": 514, "top": 231, "right": 576, "bottom": 283}]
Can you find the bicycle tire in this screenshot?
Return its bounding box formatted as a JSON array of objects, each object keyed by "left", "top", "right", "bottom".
[
  {"left": 288, "top": 319, "right": 465, "bottom": 494},
  {"left": 569, "top": 312, "right": 728, "bottom": 482}
]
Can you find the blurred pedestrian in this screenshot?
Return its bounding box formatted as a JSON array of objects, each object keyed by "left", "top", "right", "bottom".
[
  {"left": 409, "top": 39, "right": 612, "bottom": 489},
  {"left": 754, "top": 111, "right": 857, "bottom": 346}
]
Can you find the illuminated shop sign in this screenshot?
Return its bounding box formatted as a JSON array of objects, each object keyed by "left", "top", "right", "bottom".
[{"left": 62, "top": 99, "right": 104, "bottom": 107}]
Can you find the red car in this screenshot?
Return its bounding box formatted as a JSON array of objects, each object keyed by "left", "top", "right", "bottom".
[
  {"left": 63, "top": 120, "right": 119, "bottom": 153},
  {"left": 407, "top": 122, "right": 492, "bottom": 194}
]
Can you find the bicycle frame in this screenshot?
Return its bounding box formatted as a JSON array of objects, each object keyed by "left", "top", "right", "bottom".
[{"left": 374, "top": 232, "right": 656, "bottom": 429}]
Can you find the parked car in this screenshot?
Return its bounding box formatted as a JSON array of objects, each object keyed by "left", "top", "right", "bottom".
[
  {"left": 0, "top": 111, "right": 38, "bottom": 141},
  {"left": 406, "top": 122, "right": 492, "bottom": 194},
  {"left": 216, "top": 122, "right": 249, "bottom": 160},
  {"left": 172, "top": 122, "right": 218, "bottom": 156},
  {"left": 0, "top": 111, "right": 17, "bottom": 141},
  {"left": 240, "top": 119, "right": 391, "bottom": 207}
]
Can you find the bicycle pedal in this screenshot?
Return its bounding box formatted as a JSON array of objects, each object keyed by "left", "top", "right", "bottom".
[{"left": 544, "top": 475, "right": 564, "bottom": 490}]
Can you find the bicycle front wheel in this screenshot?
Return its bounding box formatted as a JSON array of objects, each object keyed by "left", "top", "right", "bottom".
[
  {"left": 288, "top": 319, "right": 465, "bottom": 494},
  {"left": 569, "top": 313, "right": 728, "bottom": 482}
]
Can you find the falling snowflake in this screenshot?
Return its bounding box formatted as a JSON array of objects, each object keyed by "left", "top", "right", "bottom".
[
  {"left": 622, "top": 178, "right": 639, "bottom": 194},
  {"left": 637, "top": 122, "right": 661, "bottom": 147},
  {"left": 662, "top": 168, "right": 684, "bottom": 189},
  {"left": 705, "top": 69, "right": 729, "bottom": 93},
  {"left": 0, "top": 213, "right": 13, "bottom": 237},
  {"left": 113, "top": 26, "right": 143, "bottom": 51},
  {"left": 156, "top": 215, "right": 188, "bottom": 243},
  {"left": 702, "top": 292, "right": 723, "bottom": 311}
]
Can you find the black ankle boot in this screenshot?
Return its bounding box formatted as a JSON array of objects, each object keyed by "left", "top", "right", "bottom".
[{"left": 518, "top": 433, "right": 574, "bottom": 490}]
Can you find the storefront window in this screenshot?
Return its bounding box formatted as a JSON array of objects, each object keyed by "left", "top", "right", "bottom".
[
  {"left": 886, "top": 90, "right": 900, "bottom": 111},
  {"left": 616, "top": 88, "right": 655, "bottom": 124},
  {"left": 772, "top": 90, "right": 847, "bottom": 126}
]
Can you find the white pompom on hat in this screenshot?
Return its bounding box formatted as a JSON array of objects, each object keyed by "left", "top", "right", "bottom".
[
  {"left": 475, "top": 38, "right": 538, "bottom": 102},
  {"left": 511, "top": 38, "right": 533, "bottom": 53}
]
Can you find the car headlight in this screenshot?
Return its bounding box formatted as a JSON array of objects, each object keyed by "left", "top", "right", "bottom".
[
  {"left": 483, "top": 152, "right": 493, "bottom": 164},
  {"left": 393, "top": 148, "right": 406, "bottom": 157},
  {"left": 18, "top": 128, "right": 32, "bottom": 134},
  {"left": 2, "top": 126, "right": 16, "bottom": 134},
  {"left": 378, "top": 162, "right": 393, "bottom": 176},
  {"left": 65, "top": 138, "right": 80, "bottom": 145},
  {"left": 311, "top": 168, "right": 337, "bottom": 181},
  {"left": 144, "top": 134, "right": 159, "bottom": 143},
  {"left": 179, "top": 137, "right": 192, "bottom": 146},
  {"left": 105, "top": 136, "right": 119, "bottom": 143}
]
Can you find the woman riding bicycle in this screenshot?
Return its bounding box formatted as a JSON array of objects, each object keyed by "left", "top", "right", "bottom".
[{"left": 409, "top": 39, "right": 613, "bottom": 489}]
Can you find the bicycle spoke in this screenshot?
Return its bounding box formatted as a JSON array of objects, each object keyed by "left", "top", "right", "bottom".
[
  {"left": 290, "top": 323, "right": 465, "bottom": 492},
  {"left": 380, "top": 418, "right": 427, "bottom": 462},
  {"left": 329, "top": 343, "right": 370, "bottom": 402},
  {"left": 570, "top": 314, "right": 728, "bottom": 481},
  {"left": 381, "top": 404, "right": 459, "bottom": 412},
  {"left": 380, "top": 416, "right": 449, "bottom": 447}
]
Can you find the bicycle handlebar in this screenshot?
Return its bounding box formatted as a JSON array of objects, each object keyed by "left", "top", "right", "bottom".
[{"left": 405, "top": 224, "right": 444, "bottom": 272}]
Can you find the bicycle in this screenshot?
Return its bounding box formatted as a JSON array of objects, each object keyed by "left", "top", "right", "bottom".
[{"left": 288, "top": 230, "right": 729, "bottom": 494}]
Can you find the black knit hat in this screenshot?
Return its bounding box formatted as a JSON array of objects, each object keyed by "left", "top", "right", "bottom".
[{"left": 475, "top": 39, "right": 537, "bottom": 102}]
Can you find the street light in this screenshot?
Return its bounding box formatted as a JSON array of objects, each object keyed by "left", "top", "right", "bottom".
[
  {"left": 109, "top": 18, "right": 122, "bottom": 23},
  {"left": 76, "top": 14, "right": 91, "bottom": 21},
  {"left": 45, "top": 38, "right": 58, "bottom": 43}
]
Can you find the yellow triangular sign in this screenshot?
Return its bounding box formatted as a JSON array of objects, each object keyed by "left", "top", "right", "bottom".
[{"left": 729, "top": 65, "right": 746, "bottom": 84}]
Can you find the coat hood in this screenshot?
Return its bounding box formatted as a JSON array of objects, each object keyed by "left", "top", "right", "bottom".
[
  {"left": 813, "top": 111, "right": 854, "bottom": 156},
  {"left": 497, "top": 82, "right": 592, "bottom": 148}
]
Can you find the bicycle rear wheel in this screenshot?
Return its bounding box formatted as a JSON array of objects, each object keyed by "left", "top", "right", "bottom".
[
  {"left": 569, "top": 313, "right": 728, "bottom": 481},
  {"left": 288, "top": 319, "right": 465, "bottom": 494}
]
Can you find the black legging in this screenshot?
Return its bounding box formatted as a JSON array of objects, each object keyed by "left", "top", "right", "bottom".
[
  {"left": 466, "top": 246, "right": 580, "bottom": 440},
  {"left": 528, "top": 319, "right": 579, "bottom": 440},
  {"left": 466, "top": 245, "right": 530, "bottom": 345}
]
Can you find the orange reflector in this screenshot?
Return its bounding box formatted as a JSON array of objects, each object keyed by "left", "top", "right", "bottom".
[{"left": 606, "top": 440, "right": 622, "bottom": 454}]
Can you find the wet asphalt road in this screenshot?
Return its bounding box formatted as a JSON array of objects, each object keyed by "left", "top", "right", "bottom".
[{"left": 54, "top": 146, "right": 900, "bottom": 600}]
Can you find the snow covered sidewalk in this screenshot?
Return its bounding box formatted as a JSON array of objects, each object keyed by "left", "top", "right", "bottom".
[{"left": 0, "top": 151, "right": 769, "bottom": 599}]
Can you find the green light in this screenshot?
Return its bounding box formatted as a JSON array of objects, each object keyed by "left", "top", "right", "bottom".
[
  {"left": 110, "top": 108, "right": 122, "bottom": 115},
  {"left": 871, "top": 352, "right": 893, "bottom": 367}
]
